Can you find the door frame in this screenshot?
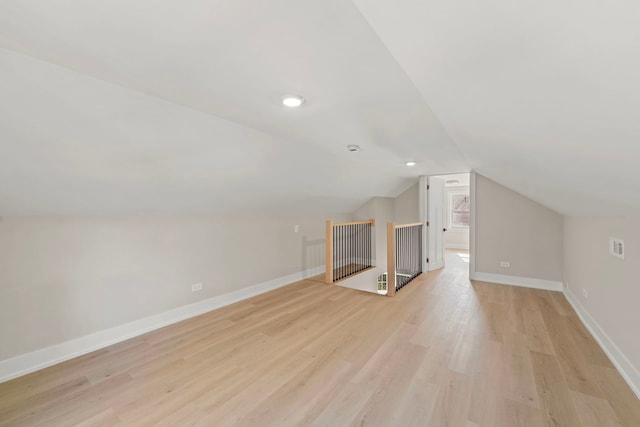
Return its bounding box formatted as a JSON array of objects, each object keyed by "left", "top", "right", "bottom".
[
  {"left": 419, "top": 172, "right": 476, "bottom": 277},
  {"left": 469, "top": 172, "right": 477, "bottom": 279}
]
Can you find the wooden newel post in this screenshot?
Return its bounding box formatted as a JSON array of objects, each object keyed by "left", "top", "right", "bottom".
[
  {"left": 387, "top": 222, "right": 396, "bottom": 297},
  {"left": 326, "top": 220, "right": 333, "bottom": 284}
]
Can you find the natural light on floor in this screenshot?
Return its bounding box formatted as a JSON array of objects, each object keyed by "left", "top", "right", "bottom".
[{"left": 457, "top": 252, "right": 470, "bottom": 263}]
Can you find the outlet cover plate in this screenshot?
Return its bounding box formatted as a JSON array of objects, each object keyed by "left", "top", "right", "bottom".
[{"left": 610, "top": 238, "right": 624, "bottom": 259}]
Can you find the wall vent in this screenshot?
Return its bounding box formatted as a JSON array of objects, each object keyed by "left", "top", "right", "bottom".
[{"left": 610, "top": 238, "right": 624, "bottom": 259}]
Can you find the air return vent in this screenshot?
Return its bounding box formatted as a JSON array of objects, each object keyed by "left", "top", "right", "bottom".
[{"left": 610, "top": 238, "right": 624, "bottom": 259}]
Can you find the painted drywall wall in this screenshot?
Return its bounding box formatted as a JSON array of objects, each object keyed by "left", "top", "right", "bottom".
[
  {"left": 474, "top": 174, "right": 563, "bottom": 281},
  {"left": 564, "top": 216, "right": 640, "bottom": 384},
  {"left": 342, "top": 189, "right": 419, "bottom": 294},
  {"left": 444, "top": 185, "right": 470, "bottom": 250},
  {"left": 353, "top": 197, "right": 395, "bottom": 270},
  {"left": 336, "top": 267, "right": 381, "bottom": 294},
  {"left": 0, "top": 213, "right": 349, "bottom": 361},
  {"left": 394, "top": 183, "right": 419, "bottom": 224}
]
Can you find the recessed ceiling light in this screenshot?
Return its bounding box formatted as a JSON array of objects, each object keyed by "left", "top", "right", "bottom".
[
  {"left": 282, "top": 95, "right": 305, "bottom": 108},
  {"left": 405, "top": 161, "right": 417, "bottom": 166},
  {"left": 347, "top": 145, "right": 360, "bottom": 152}
]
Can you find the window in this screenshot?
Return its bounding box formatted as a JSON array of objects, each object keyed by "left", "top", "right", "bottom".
[{"left": 449, "top": 192, "right": 470, "bottom": 229}]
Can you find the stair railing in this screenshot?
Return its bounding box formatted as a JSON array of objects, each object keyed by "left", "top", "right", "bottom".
[
  {"left": 386, "top": 222, "right": 423, "bottom": 296},
  {"left": 325, "top": 219, "right": 375, "bottom": 284}
]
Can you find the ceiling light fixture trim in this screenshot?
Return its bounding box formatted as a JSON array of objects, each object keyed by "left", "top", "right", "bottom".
[{"left": 281, "top": 94, "right": 305, "bottom": 107}]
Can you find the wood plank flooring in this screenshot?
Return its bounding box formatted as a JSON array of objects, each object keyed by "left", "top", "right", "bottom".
[{"left": 1, "top": 251, "right": 639, "bottom": 426}]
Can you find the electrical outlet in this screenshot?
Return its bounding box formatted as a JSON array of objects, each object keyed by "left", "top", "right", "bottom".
[
  {"left": 610, "top": 237, "right": 624, "bottom": 259},
  {"left": 191, "top": 283, "right": 203, "bottom": 292},
  {"left": 582, "top": 288, "right": 589, "bottom": 299},
  {"left": 294, "top": 224, "right": 299, "bottom": 233},
  {"left": 500, "top": 261, "right": 510, "bottom": 268}
]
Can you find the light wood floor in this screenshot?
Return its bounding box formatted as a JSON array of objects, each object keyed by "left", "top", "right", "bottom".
[{"left": 1, "top": 251, "right": 639, "bottom": 426}]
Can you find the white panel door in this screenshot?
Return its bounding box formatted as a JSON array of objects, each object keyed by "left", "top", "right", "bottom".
[{"left": 427, "top": 176, "right": 446, "bottom": 271}]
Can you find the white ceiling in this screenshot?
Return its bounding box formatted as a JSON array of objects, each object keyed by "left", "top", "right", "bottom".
[
  {"left": 1, "top": 0, "right": 638, "bottom": 216},
  {"left": 353, "top": 0, "right": 640, "bottom": 215},
  {"left": 436, "top": 173, "right": 470, "bottom": 188}
]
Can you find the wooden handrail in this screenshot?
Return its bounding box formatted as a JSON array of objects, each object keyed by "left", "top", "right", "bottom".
[
  {"left": 325, "top": 220, "right": 333, "bottom": 284},
  {"left": 332, "top": 219, "right": 375, "bottom": 227},
  {"left": 394, "top": 222, "right": 423, "bottom": 229}
]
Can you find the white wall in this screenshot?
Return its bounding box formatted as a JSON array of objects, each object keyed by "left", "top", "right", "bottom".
[
  {"left": 394, "top": 183, "right": 419, "bottom": 224},
  {"left": 563, "top": 216, "right": 640, "bottom": 393},
  {"left": 316, "top": 186, "right": 419, "bottom": 296},
  {"left": 344, "top": 187, "right": 419, "bottom": 294},
  {"left": 0, "top": 213, "right": 349, "bottom": 361},
  {"left": 353, "top": 197, "right": 395, "bottom": 270},
  {"left": 474, "top": 174, "right": 563, "bottom": 282},
  {"left": 444, "top": 185, "right": 470, "bottom": 250}
]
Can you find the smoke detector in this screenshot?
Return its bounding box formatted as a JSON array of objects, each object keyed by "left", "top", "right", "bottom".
[{"left": 347, "top": 145, "right": 360, "bottom": 152}]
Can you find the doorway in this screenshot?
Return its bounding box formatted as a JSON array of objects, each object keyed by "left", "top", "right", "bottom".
[{"left": 419, "top": 173, "right": 471, "bottom": 277}]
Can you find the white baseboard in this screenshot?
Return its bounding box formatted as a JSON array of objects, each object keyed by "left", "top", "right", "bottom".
[
  {"left": 0, "top": 266, "right": 325, "bottom": 384},
  {"left": 563, "top": 288, "right": 640, "bottom": 400},
  {"left": 445, "top": 243, "right": 470, "bottom": 250},
  {"left": 470, "top": 272, "right": 563, "bottom": 291},
  {"left": 470, "top": 273, "right": 640, "bottom": 399}
]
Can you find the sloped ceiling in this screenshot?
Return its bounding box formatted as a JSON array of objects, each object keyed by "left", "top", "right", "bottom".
[
  {"left": 1, "top": 0, "right": 638, "bottom": 216},
  {"left": 353, "top": 0, "right": 640, "bottom": 215}
]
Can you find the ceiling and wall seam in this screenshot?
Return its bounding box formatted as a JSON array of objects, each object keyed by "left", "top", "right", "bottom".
[{"left": 350, "top": 0, "right": 471, "bottom": 170}]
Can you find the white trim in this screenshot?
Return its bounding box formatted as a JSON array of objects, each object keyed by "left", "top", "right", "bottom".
[
  {"left": 419, "top": 175, "right": 428, "bottom": 273},
  {"left": 445, "top": 243, "right": 470, "bottom": 250},
  {"left": 470, "top": 271, "right": 563, "bottom": 291},
  {"left": 429, "top": 259, "right": 445, "bottom": 271},
  {"left": 469, "top": 172, "right": 477, "bottom": 279},
  {"left": 471, "top": 272, "right": 640, "bottom": 399},
  {"left": 0, "top": 265, "right": 325, "bottom": 384},
  {"left": 563, "top": 288, "right": 640, "bottom": 400}
]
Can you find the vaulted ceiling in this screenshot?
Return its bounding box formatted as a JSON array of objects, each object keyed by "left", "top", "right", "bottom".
[{"left": 1, "top": 0, "right": 638, "bottom": 216}]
